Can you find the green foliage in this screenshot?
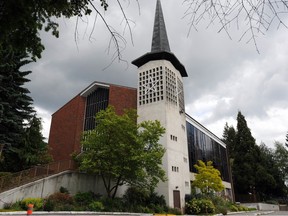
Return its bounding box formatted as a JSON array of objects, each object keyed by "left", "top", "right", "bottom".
[
  {"left": 192, "top": 160, "right": 224, "bottom": 195},
  {"left": 74, "top": 191, "right": 97, "bottom": 206},
  {"left": 43, "top": 199, "right": 54, "bottom": 211},
  {"left": 47, "top": 192, "right": 74, "bottom": 204},
  {"left": 0, "top": 50, "right": 35, "bottom": 171},
  {"left": 20, "top": 198, "right": 43, "bottom": 210},
  {"left": 101, "top": 197, "right": 125, "bottom": 212},
  {"left": 223, "top": 111, "right": 288, "bottom": 201},
  {"left": 185, "top": 198, "right": 215, "bottom": 214},
  {"left": 79, "top": 106, "right": 166, "bottom": 198},
  {"left": 0, "top": 0, "right": 96, "bottom": 60},
  {"left": 230, "top": 204, "right": 239, "bottom": 212},
  {"left": 59, "top": 186, "right": 69, "bottom": 194},
  {"left": 44, "top": 192, "right": 75, "bottom": 211},
  {"left": 88, "top": 201, "right": 104, "bottom": 211},
  {"left": 15, "top": 115, "right": 52, "bottom": 169}
]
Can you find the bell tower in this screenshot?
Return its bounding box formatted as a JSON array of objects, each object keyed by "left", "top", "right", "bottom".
[{"left": 132, "top": 0, "right": 190, "bottom": 209}]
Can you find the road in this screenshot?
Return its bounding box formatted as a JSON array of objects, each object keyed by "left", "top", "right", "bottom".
[
  {"left": 224, "top": 211, "right": 288, "bottom": 216},
  {"left": 0, "top": 211, "right": 288, "bottom": 216}
]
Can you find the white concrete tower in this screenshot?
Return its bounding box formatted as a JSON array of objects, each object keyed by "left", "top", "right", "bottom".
[{"left": 132, "top": 0, "right": 190, "bottom": 209}]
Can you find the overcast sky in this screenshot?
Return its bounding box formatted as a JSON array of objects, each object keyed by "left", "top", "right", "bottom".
[{"left": 24, "top": 0, "right": 288, "bottom": 148}]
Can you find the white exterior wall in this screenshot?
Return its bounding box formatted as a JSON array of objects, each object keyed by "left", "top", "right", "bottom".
[{"left": 137, "top": 60, "right": 190, "bottom": 209}]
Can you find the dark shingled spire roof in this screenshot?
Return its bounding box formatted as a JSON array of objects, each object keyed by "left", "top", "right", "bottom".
[
  {"left": 151, "top": 0, "right": 170, "bottom": 52},
  {"left": 132, "top": 0, "right": 188, "bottom": 77}
]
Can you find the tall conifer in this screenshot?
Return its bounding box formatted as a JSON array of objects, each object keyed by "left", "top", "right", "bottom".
[{"left": 0, "top": 46, "right": 35, "bottom": 171}]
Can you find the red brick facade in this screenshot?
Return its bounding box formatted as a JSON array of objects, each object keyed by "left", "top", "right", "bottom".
[
  {"left": 48, "top": 83, "right": 137, "bottom": 161},
  {"left": 109, "top": 85, "right": 137, "bottom": 115}
]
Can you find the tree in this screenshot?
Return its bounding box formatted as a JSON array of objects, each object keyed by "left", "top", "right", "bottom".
[
  {"left": 79, "top": 106, "right": 166, "bottom": 198},
  {"left": 0, "top": 49, "right": 35, "bottom": 172},
  {"left": 16, "top": 115, "right": 52, "bottom": 169},
  {"left": 222, "top": 112, "right": 288, "bottom": 201},
  {"left": 0, "top": 0, "right": 134, "bottom": 61},
  {"left": 274, "top": 141, "right": 288, "bottom": 184},
  {"left": 232, "top": 111, "right": 258, "bottom": 195},
  {"left": 183, "top": 0, "right": 288, "bottom": 52},
  {"left": 192, "top": 160, "right": 224, "bottom": 195},
  {"left": 222, "top": 122, "right": 237, "bottom": 159}
]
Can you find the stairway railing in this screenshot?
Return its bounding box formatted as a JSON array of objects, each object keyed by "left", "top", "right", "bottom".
[{"left": 0, "top": 160, "right": 77, "bottom": 193}]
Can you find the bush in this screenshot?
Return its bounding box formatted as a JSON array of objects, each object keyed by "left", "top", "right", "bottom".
[
  {"left": 74, "top": 191, "right": 98, "bottom": 206},
  {"left": 48, "top": 192, "right": 74, "bottom": 204},
  {"left": 101, "top": 197, "right": 124, "bottom": 212},
  {"left": 217, "top": 205, "right": 228, "bottom": 215},
  {"left": 123, "top": 187, "right": 149, "bottom": 206},
  {"left": 186, "top": 198, "right": 215, "bottom": 214},
  {"left": 21, "top": 198, "right": 43, "bottom": 210},
  {"left": 59, "top": 186, "right": 69, "bottom": 194},
  {"left": 43, "top": 199, "right": 54, "bottom": 211},
  {"left": 88, "top": 201, "right": 104, "bottom": 211},
  {"left": 230, "top": 204, "right": 239, "bottom": 212}
]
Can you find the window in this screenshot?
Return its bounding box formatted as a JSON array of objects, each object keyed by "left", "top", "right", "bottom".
[
  {"left": 84, "top": 88, "right": 109, "bottom": 131},
  {"left": 172, "top": 166, "right": 179, "bottom": 172},
  {"left": 186, "top": 121, "right": 230, "bottom": 182},
  {"left": 138, "top": 67, "right": 164, "bottom": 105}
]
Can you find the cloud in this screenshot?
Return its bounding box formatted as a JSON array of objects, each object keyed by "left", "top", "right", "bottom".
[{"left": 22, "top": 0, "right": 288, "bottom": 148}]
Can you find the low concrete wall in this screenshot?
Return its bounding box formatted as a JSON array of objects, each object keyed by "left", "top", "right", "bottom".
[
  {"left": 0, "top": 171, "right": 109, "bottom": 208},
  {"left": 257, "top": 203, "right": 279, "bottom": 211},
  {"left": 243, "top": 203, "right": 279, "bottom": 211}
]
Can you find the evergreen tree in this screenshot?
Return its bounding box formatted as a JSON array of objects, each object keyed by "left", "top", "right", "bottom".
[
  {"left": 223, "top": 112, "right": 288, "bottom": 201},
  {"left": 0, "top": 47, "right": 35, "bottom": 171},
  {"left": 222, "top": 122, "right": 237, "bottom": 159},
  {"left": 232, "top": 111, "right": 257, "bottom": 195},
  {"left": 15, "top": 115, "right": 52, "bottom": 169}
]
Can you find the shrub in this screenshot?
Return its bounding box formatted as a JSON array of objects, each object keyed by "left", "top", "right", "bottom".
[
  {"left": 230, "top": 204, "right": 238, "bottom": 212},
  {"left": 43, "top": 199, "right": 54, "bottom": 211},
  {"left": 21, "top": 198, "right": 43, "bottom": 210},
  {"left": 48, "top": 192, "right": 74, "bottom": 204},
  {"left": 123, "top": 187, "right": 149, "bottom": 206},
  {"left": 74, "top": 191, "right": 98, "bottom": 206},
  {"left": 3, "top": 202, "right": 12, "bottom": 209},
  {"left": 217, "top": 205, "right": 228, "bottom": 215},
  {"left": 59, "top": 186, "right": 69, "bottom": 194},
  {"left": 88, "top": 201, "right": 104, "bottom": 211},
  {"left": 185, "top": 198, "right": 215, "bottom": 214},
  {"left": 101, "top": 197, "right": 124, "bottom": 212}
]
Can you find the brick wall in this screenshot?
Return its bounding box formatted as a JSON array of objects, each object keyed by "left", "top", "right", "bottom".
[
  {"left": 48, "top": 83, "right": 137, "bottom": 162},
  {"left": 48, "top": 95, "right": 86, "bottom": 161},
  {"left": 109, "top": 85, "right": 137, "bottom": 115}
]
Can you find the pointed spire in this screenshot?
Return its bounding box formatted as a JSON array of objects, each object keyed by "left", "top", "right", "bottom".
[{"left": 151, "top": 0, "right": 170, "bottom": 52}]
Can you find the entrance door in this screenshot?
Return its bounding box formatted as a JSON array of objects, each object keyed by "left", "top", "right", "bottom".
[{"left": 173, "top": 190, "right": 181, "bottom": 209}]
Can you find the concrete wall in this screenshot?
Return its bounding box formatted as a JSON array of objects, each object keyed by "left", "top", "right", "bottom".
[
  {"left": 243, "top": 203, "right": 280, "bottom": 211},
  {"left": 0, "top": 171, "right": 109, "bottom": 208}
]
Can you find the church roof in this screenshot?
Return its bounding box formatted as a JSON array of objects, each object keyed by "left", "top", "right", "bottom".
[{"left": 132, "top": 0, "right": 188, "bottom": 77}]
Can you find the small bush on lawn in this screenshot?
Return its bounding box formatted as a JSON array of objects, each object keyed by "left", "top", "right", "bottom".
[
  {"left": 186, "top": 198, "right": 215, "bottom": 214},
  {"left": 88, "top": 201, "right": 104, "bottom": 211},
  {"left": 21, "top": 197, "right": 43, "bottom": 210},
  {"left": 74, "top": 191, "right": 99, "bottom": 206}
]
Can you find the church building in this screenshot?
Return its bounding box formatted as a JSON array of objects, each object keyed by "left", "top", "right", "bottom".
[{"left": 48, "top": 0, "right": 233, "bottom": 209}]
